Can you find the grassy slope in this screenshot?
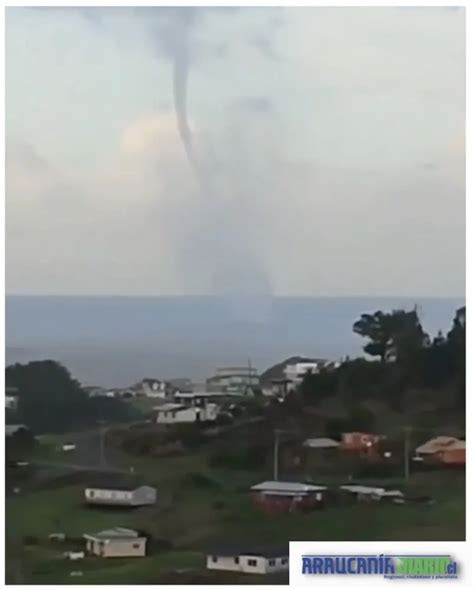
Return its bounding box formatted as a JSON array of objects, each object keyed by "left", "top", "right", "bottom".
[{"left": 5, "top": 434, "right": 465, "bottom": 584}]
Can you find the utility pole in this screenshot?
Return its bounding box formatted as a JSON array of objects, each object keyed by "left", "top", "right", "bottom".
[
  {"left": 247, "top": 357, "right": 253, "bottom": 395},
  {"left": 404, "top": 426, "right": 411, "bottom": 481},
  {"left": 99, "top": 421, "right": 106, "bottom": 468},
  {"left": 273, "top": 429, "right": 292, "bottom": 481},
  {"left": 273, "top": 430, "right": 280, "bottom": 480}
]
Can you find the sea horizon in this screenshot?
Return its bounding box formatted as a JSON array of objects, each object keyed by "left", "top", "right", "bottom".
[{"left": 5, "top": 294, "right": 465, "bottom": 388}]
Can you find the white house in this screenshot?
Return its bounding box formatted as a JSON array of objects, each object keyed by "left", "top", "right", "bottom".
[
  {"left": 283, "top": 359, "right": 339, "bottom": 390},
  {"left": 83, "top": 386, "right": 107, "bottom": 398},
  {"left": 5, "top": 395, "right": 18, "bottom": 410},
  {"left": 206, "top": 367, "right": 260, "bottom": 395},
  {"left": 207, "top": 547, "right": 289, "bottom": 575},
  {"left": 137, "top": 378, "right": 174, "bottom": 399},
  {"left": 155, "top": 402, "right": 218, "bottom": 424},
  {"left": 83, "top": 527, "right": 147, "bottom": 558},
  {"left": 339, "top": 485, "right": 403, "bottom": 502},
  {"left": 5, "top": 424, "right": 28, "bottom": 437},
  {"left": 84, "top": 481, "right": 157, "bottom": 507}
]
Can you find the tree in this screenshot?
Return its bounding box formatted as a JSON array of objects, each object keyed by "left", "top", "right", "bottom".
[
  {"left": 353, "top": 311, "right": 393, "bottom": 362},
  {"left": 299, "top": 368, "right": 337, "bottom": 405},
  {"left": 6, "top": 360, "right": 91, "bottom": 433},
  {"left": 6, "top": 428, "right": 36, "bottom": 460},
  {"left": 446, "top": 306, "right": 466, "bottom": 408},
  {"left": 353, "top": 308, "right": 429, "bottom": 364}
]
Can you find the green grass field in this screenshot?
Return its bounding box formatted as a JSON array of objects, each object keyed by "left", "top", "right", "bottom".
[{"left": 5, "top": 432, "right": 465, "bottom": 584}]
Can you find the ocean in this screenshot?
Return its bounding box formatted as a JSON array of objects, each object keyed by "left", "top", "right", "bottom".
[{"left": 5, "top": 295, "right": 464, "bottom": 388}]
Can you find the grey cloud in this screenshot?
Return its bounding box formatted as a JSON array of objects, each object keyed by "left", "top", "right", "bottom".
[
  {"left": 248, "top": 33, "right": 282, "bottom": 62},
  {"left": 236, "top": 97, "right": 274, "bottom": 113}
]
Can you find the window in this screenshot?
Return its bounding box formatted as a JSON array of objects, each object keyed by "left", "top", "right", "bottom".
[
  {"left": 88, "top": 490, "right": 95, "bottom": 498},
  {"left": 212, "top": 556, "right": 218, "bottom": 563},
  {"left": 269, "top": 559, "right": 275, "bottom": 566},
  {"left": 281, "top": 558, "right": 288, "bottom": 565},
  {"left": 132, "top": 543, "right": 140, "bottom": 549},
  {"left": 247, "top": 559, "right": 257, "bottom": 567},
  {"left": 234, "top": 557, "right": 239, "bottom": 564}
]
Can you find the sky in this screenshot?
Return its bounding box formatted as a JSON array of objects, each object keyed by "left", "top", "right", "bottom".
[{"left": 5, "top": 7, "right": 465, "bottom": 297}]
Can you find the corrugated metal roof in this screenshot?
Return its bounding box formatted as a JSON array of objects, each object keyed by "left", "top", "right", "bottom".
[
  {"left": 5, "top": 424, "right": 28, "bottom": 436},
  {"left": 340, "top": 485, "right": 386, "bottom": 495},
  {"left": 251, "top": 481, "right": 327, "bottom": 493},
  {"left": 303, "top": 438, "right": 340, "bottom": 449},
  {"left": 207, "top": 545, "right": 288, "bottom": 559},
  {"left": 84, "top": 527, "right": 142, "bottom": 540},
  {"left": 416, "top": 436, "right": 464, "bottom": 454}
]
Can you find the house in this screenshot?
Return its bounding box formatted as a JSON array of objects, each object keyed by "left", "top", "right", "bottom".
[
  {"left": 206, "top": 367, "right": 260, "bottom": 395},
  {"left": 155, "top": 402, "right": 218, "bottom": 424},
  {"left": 174, "top": 390, "right": 228, "bottom": 406},
  {"left": 339, "top": 485, "right": 403, "bottom": 503},
  {"left": 5, "top": 389, "right": 19, "bottom": 410},
  {"left": 84, "top": 479, "right": 157, "bottom": 507},
  {"left": 5, "top": 396, "right": 18, "bottom": 410},
  {"left": 250, "top": 480, "right": 327, "bottom": 514},
  {"left": 283, "top": 359, "right": 339, "bottom": 391},
  {"left": 206, "top": 546, "right": 289, "bottom": 575},
  {"left": 64, "top": 551, "right": 85, "bottom": 561},
  {"left": 115, "top": 388, "right": 137, "bottom": 399},
  {"left": 136, "top": 378, "right": 174, "bottom": 399},
  {"left": 438, "top": 443, "right": 465, "bottom": 466},
  {"left": 83, "top": 527, "right": 147, "bottom": 558},
  {"left": 83, "top": 386, "right": 107, "bottom": 398},
  {"left": 5, "top": 424, "right": 28, "bottom": 437},
  {"left": 263, "top": 379, "right": 292, "bottom": 398},
  {"left": 169, "top": 378, "right": 194, "bottom": 393},
  {"left": 340, "top": 432, "right": 382, "bottom": 456},
  {"left": 415, "top": 436, "right": 465, "bottom": 466}
]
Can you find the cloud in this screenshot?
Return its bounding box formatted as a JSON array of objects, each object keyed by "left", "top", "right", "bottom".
[
  {"left": 236, "top": 96, "right": 274, "bottom": 113},
  {"left": 248, "top": 33, "right": 281, "bottom": 62},
  {"left": 5, "top": 7, "right": 464, "bottom": 297},
  {"left": 5, "top": 106, "right": 465, "bottom": 298}
]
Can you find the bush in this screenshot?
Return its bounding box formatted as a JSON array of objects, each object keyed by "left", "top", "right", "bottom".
[
  {"left": 208, "top": 443, "right": 267, "bottom": 470},
  {"left": 23, "top": 535, "right": 39, "bottom": 546},
  {"left": 171, "top": 424, "right": 206, "bottom": 449},
  {"left": 215, "top": 413, "right": 233, "bottom": 426},
  {"left": 181, "top": 471, "right": 220, "bottom": 490},
  {"left": 354, "top": 461, "right": 401, "bottom": 479}
]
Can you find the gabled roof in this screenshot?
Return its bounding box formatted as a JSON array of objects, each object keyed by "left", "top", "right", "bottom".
[
  {"left": 207, "top": 545, "right": 288, "bottom": 559},
  {"left": 416, "top": 436, "right": 465, "bottom": 454},
  {"left": 303, "top": 438, "right": 340, "bottom": 449},
  {"left": 251, "top": 480, "right": 327, "bottom": 493},
  {"left": 85, "top": 474, "right": 150, "bottom": 491},
  {"left": 154, "top": 403, "right": 187, "bottom": 412},
  {"left": 5, "top": 424, "right": 28, "bottom": 436},
  {"left": 340, "top": 485, "right": 386, "bottom": 495},
  {"left": 84, "top": 527, "right": 143, "bottom": 540}
]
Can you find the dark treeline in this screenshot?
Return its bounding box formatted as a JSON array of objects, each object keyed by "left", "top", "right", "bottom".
[
  {"left": 5, "top": 360, "right": 140, "bottom": 434},
  {"left": 300, "top": 305, "right": 466, "bottom": 420}
]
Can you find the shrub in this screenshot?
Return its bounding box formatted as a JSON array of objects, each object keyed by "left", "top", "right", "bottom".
[
  {"left": 23, "top": 535, "right": 39, "bottom": 546},
  {"left": 181, "top": 471, "right": 220, "bottom": 490},
  {"left": 215, "top": 413, "right": 233, "bottom": 426}
]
